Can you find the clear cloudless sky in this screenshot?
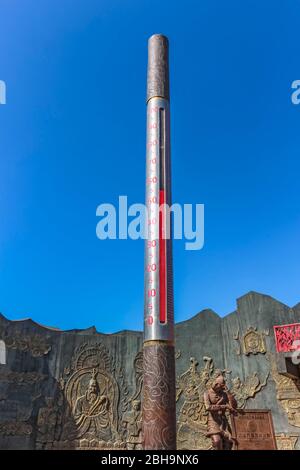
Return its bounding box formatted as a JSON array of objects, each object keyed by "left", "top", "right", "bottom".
[{"left": 0, "top": 0, "right": 299, "bottom": 332}]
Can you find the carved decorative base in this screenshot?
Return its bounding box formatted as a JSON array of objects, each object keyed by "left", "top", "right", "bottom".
[{"left": 142, "top": 341, "right": 176, "bottom": 450}]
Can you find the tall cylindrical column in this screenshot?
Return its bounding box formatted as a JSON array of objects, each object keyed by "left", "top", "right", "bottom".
[{"left": 142, "top": 34, "right": 176, "bottom": 450}]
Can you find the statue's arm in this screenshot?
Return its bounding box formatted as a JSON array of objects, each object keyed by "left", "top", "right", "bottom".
[
  {"left": 204, "top": 391, "right": 226, "bottom": 411},
  {"left": 210, "top": 404, "right": 228, "bottom": 410},
  {"left": 99, "top": 395, "right": 109, "bottom": 409}
]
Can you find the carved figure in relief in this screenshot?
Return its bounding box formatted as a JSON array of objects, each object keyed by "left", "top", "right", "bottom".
[
  {"left": 73, "top": 369, "right": 111, "bottom": 440},
  {"left": 61, "top": 342, "right": 122, "bottom": 446},
  {"left": 37, "top": 395, "right": 63, "bottom": 442},
  {"left": 123, "top": 400, "right": 143, "bottom": 450}
]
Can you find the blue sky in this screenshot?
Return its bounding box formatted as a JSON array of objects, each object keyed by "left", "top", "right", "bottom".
[{"left": 0, "top": 0, "right": 299, "bottom": 332}]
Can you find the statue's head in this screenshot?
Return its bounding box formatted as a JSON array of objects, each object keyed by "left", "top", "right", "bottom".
[
  {"left": 87, "top": 369, "right": 99, "bottom": 395},
  {"left": 132, "top": 400, "right": 141, "bottom": 411},
  {"left": 212, "top": 375, "right": 225, "bottom": 392}
]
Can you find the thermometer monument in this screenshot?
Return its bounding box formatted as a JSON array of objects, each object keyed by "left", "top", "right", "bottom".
[{"left": 142, "top": 34, "right": 177, "bottom": 450}]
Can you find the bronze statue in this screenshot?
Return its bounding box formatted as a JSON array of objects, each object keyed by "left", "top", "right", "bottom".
[{"left": 204, "top": 375, "right": 237, "bottom": 450}]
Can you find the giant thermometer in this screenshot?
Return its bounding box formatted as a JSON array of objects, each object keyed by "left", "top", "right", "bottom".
[{"left": 142, "top": 34, "right": 176, "bottom": 450}]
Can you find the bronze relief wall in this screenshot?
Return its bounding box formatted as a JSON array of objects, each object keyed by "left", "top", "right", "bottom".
[{"left": 0, "top": 291, "right": 300, "bottom": 450}]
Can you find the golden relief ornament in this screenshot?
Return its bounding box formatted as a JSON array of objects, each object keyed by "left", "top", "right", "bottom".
[
  {"left": 233, "top": 326, "right": 268, "bottom": 356},
  {"left": 275, "top": 433, "right": 298, "bottom": 450},
  {"left": 269, "top": 354, "right": 300, "bottom": 428},
  {"left": 230, "top": 372, "right": 269, "bottom": 409}
]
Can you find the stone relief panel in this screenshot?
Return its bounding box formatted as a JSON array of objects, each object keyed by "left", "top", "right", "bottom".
[
  {"left": 0, "top": 327, "right": 51, "bottom": 357},
  {"left": 56, "top": 342, "right": 127, "bottom": 449},
  {"left": 122, "top": 351, "right": 143, "bottom": 450},
  {"left": 37, "top": 394, "right": 64, "bottom": 447},
  {"left": 269, "top": 354, "right": 300, "bottom": 428},
  {"left": 1, "top": 291, "right": 300, "bottom": 450},
  {"left": 0, "top": 369, "right": 47, "bottom": 385},
  {"left": 123, "top": 399, "right": 142, "bottom": 450},
  {"left": 0, "top": 397, "right": 34, "bottom": 441},
  {"left": 34, "top": 341, "right": 133, "bottom": 450},
  {"left": 0, "top": 422, "right": 32, "bottom": 437},
  {"left": 176, "top": 356, "right": 268, "bottom": 450},
  {"left": 65, "top": 366, "right": 117, "bottom": 442},
  {"left": 0, "top": 399, "right": 33, "bottom": 422}
]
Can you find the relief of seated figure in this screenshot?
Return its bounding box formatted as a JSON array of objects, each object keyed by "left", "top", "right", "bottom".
[{"left": 73, "top": 369, "right": 112, "bottom": 441}]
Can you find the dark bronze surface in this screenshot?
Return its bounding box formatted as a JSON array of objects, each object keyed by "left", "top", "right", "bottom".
[
  {"left": 142, "top": 342, "right": 176, "bottom": 449},
  {"left": 203, "top": 374, "right": 237, "bottom": 450},
  {"left": 1, "top": 292, "right": 300, "bottom": 449}
]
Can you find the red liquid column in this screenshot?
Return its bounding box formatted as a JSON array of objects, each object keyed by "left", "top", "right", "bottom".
[{"left": 143, "top": 34, "right": 176, "bottom": 450}]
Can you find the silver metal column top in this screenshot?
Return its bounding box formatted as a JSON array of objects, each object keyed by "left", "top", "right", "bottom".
[{"left": 147, "top": 34, "right": 169, "bottom": 103}]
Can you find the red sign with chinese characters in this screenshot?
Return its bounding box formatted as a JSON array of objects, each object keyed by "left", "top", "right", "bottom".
[{"left": 273, "top": 323, "right": 300, "bottom": 353}]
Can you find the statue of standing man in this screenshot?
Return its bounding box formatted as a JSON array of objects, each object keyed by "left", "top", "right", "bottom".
[{"left": 204, "top": 375, "right": 237, "bottom": 450}]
